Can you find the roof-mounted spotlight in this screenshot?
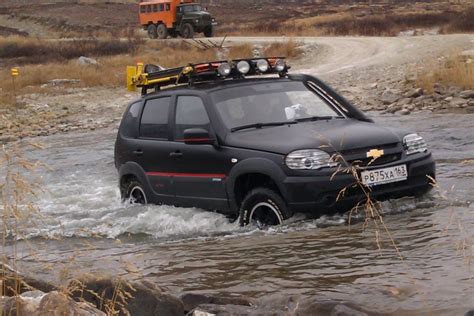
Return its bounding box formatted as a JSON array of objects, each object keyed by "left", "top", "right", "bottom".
[
  {"left": 256, "top": 59, "right": 269, "bottom": 72},
  {"left": 217, "top": 63, "right": 231, "bottom": 77},
  {"left": 236, "top": 60, "right": 250, "bottom": 75},
  {"left": 274, "top": 59, "right": 286, "bottom": 72}
]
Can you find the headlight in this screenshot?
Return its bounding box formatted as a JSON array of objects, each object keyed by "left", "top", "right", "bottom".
[
  {"left": 195, "top": 19, "right": 199, "bottom": 23},
  {"left": 403, "top": 133, "right": 427, "bottom": 155},
  {"left": 285, "top": 149, "right": 338, "bottom": 170}
]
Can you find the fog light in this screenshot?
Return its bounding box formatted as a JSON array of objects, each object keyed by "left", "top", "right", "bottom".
[
  {"left": 217, "top": 63, "right": 231, "bottom": 77},
  {"left": 256, "top": 59, "right": 269, "bottom": 72},
  {"left": 236, "top": 60, "right": 250, "bottom": 74},
  {"left": 275, "top": 59, "right": 286, "bottom": 72}
]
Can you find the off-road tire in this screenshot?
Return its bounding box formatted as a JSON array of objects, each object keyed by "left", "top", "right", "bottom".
[
  {"left": 204, "top": 25, "right": 214, "bottom": 38},
  {"left": 123, "top": 180, "right": 148, "bottom": 204},
  {"left": 157, "top": 24, "right": 168, "bottom": 39},
  {"left": 181, "top": 23, "right": 194, "bottom": 39},
  {"left": 239, "top": 188, "right": 292, "bottom": 227},
  {"left": 147, "top": 24, "right": 157, "bottom": 39}
]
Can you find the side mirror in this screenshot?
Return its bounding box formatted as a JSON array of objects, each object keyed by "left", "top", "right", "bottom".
[{"left": 182, "top": 128, "right": 215, "bottom": 145}]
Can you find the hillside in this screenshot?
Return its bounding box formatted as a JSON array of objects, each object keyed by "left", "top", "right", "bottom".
[{"left": 0, "top": 0, "right": 472, "bottom": 38}]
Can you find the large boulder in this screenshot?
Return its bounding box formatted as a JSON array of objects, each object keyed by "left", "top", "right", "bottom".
[
  {"left": 68, "top": 276, "right": 183, "bottom": 316},
  {"left": 180, "top": 293, "right": 255, "bottom": 313},
  {"left": 0, "top": 263, "right": 56, "bottom": 296},
  {"left": 1, "top": 291, "right": 104, "bottom": 316}
]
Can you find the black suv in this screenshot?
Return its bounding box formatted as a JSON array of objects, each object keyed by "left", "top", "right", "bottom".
[{"left": 115, "top": 58, "right": 435, "bottom": 226}]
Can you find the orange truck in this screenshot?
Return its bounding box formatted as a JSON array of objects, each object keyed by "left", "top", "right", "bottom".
[{"left": 138, "top": 0, "right": 216, "bottom": 39}]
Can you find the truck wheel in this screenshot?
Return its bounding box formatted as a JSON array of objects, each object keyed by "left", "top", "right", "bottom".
[
  {"left": 124, "top": 180, "right": 147, "bottom": 204},
  {"left": 157, "top": 24, "right": 168, "bottom": 39},
  {"left": 239, "top": 188, "right": 292, "bottom": 227},
  {"left": 204, "top": 25, "right": 214, "bottom": 38},
  {"left": 147, "top": 24, "right": 157, "bottom": 39},
  {"left": 181, "top": 23, "right": 194, "bottom": 39}
]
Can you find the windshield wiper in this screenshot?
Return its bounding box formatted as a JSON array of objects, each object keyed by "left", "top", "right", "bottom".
[
  {"left": 231, "top": 121, "right": 297, "bottom": 132},
  {"left": 295, "top": 116, "right": 344, "bottom": 122}
]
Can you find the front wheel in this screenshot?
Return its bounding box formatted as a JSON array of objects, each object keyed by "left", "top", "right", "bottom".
[
  {"left": 123, "top": 180, "right": 148, "bottom": 204},
  {"left": 181, "top": 23, "right": 194, "bottom": 39},
  {"left": 239, "top": 188, "right": 292, "bottom": 227}
]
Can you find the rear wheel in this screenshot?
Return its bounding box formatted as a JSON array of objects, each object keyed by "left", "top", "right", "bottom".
[
  {"left": 239, "top": 188, "right": 292, "bottom": 227},
  {"left": 204, "top": 25, "right": 214, "bottom": 37},
  {"left": 147, "top": 24, "right": 157, "bottom": 39},
  {"left": 124, "top": 180, "right": 147, "bottom": 205},
  {"left": 157, "top": 24, "right": 168, "bottom": 39},
  {"left": 181, "top": 23, "right": 194, "bottom": 39}
]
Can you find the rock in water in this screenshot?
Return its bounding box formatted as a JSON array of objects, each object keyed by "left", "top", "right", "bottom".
[
  {"left": 68, "top": 276, "right": 184, "bottom": 316},
  {"left": 180, "top": 293, "right": 254, "bottom": 313}
]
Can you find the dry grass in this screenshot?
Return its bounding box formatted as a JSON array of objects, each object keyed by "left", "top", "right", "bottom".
[
  {"left": 263, "top": 40, "right": 303, "bottom": 59},
  {"left": 416, "top": 53, "right": 474, "bottom": 93},
  {"left": 227, "top": 43, "right": 254, "bottom": 60}
]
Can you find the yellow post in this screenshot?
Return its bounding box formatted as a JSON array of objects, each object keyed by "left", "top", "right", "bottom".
[{"left": 11, "top": 67, "right": 19, "bottom": 115}]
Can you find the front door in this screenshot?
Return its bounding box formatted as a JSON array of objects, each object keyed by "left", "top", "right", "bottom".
[{"left": 170, "top": 95, "right": 229, "bottom": 210}]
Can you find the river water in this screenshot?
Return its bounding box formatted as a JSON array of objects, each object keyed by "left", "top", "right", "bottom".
[{"left": 4, "top": 111, "right": 474, "bottom": 315}]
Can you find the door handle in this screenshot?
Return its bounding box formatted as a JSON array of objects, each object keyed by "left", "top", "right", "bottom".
[
  {"left": 169, "top": 151, "right": 183, "bottom": 158},
  {"left": 132, "top": 149, "right": 143, "bottom": 156}
]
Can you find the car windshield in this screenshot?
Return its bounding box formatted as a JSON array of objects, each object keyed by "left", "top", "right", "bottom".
[
  {"left": 210, "top": 81, "right": 342, "bottom": 130},
  {"left": 180, "top": 4, "right": 202, "bottom": 12}
]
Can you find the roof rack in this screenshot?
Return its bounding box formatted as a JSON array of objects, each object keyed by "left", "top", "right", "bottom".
[{"left": 126, "top": 57, "right": 290, "bottom": 95}]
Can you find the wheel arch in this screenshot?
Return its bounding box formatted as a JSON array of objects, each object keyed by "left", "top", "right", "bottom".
[
  {"left": 118, "top": 162, "right": 150, "bottom": 197},
  {"left": 226, "top": 158, "right": 288, "bottom": 213}
]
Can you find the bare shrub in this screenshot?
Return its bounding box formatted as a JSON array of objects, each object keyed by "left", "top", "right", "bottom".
[
  {"left": 263, "top": 40, "right": 303, "bottom": 58},
  {"left": 0, "top": 37, "right": 143, "bottom": 65},
  {"left": 416, "top": 53, "right": 474, "bottom": 93},
  {"left": 444, "top": 6, "right": 474, "bottom": 33}
]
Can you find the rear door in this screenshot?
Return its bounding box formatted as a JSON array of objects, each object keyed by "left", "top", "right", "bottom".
[
  {"left": 169, "top": 95, "right": 229, "bottom": 210},
  {"left": 133, "top": 96, "right": 175, "bottom": 203}
]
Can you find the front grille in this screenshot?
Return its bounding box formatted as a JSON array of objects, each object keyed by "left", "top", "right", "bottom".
[
  {"left": 340, "top": 142, "right": 402, "bottom": 167},
  {"left": 348, "top": 153, "right": 401, "bottom": 167}
]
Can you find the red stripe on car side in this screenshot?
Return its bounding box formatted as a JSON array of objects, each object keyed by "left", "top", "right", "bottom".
[
  {"left": 146, "top": 172, "right": 226, "bottom": 178},
  {"left": 176, "top": 138, "right": 210, "bottom": 142}
]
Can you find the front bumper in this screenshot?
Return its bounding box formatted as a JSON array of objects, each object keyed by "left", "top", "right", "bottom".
[{"left": 282, "top": 153, "right": 435, "bottom": 213}]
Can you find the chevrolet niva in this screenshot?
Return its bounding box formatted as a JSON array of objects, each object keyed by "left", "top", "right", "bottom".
[{"left": 115, "top": 58, "right": 435, "bottom": 226}]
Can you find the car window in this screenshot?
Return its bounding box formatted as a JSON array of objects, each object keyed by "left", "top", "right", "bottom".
[
  {"left": 175, "top": 96, "right": 210, "bottom": 140},
  {"left": 210, "top": 81, "right": 341, "bottom": 130},
  {"left": 120, "top": 102, "right": 141, "bottom": 137},
  {"left": 140, "top": 97, "right": 170, "bottom": 139}
]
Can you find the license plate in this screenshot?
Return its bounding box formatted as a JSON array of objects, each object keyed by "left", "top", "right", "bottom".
[{"left": 361, "top": 164, "right": 407, "bottom": 186}]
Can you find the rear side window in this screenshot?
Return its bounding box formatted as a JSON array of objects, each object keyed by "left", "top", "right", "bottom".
[
  {"left": 175, "top": 96, "right": 210, "bottom": 140},
  {"left": 120, "top": 102, "right": 141, "bottom": 137},
  {"left": 166, "top": 3, "right": 170, "bottom": 11},
  {"left": 140, "top": 97, "right": 170, "bottom": 139},
  {"left": 140, "top": 5, "right": 146, "bottom": 13}
]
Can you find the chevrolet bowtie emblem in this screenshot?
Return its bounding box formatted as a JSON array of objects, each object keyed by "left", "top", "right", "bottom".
[{"left": 367, "top": 149, "right": 384, "bottom": 159}]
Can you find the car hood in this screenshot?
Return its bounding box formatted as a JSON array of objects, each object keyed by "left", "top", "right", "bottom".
[{"left": 224, "top": 118, "right": 408, "bottom": 155}]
